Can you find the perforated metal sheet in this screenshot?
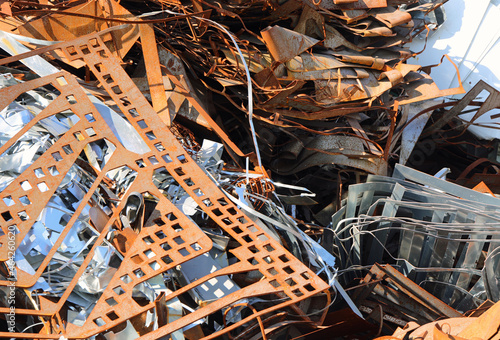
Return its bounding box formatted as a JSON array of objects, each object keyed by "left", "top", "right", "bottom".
[{"left": 0, "top": 30, "right": 330, "bottom": 339}]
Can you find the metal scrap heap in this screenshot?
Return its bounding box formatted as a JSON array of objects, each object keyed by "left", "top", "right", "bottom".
[{"left": 1, "top": 0, "right": 500, "bottom": 339}]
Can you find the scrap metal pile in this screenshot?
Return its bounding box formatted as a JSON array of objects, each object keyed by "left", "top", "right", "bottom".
[{"left": 1, "top": 0, "right": 500, "bottom": 339}]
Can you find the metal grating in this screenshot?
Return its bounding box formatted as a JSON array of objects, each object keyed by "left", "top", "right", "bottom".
[{"left": 0, "top": 30, "right": 330, "bottom": 339}]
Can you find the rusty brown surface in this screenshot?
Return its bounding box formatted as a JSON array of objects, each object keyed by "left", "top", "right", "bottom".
[
  {"left": 0, "top": 30, "right": 330, "bottom": 339},
  {"left": 351, "top": 264, "right": 462, "bottom": 329},
  {"left": 2, "top": 0, "right": 500, "bottom": 339},
  {"left": 378, "top": 300, "right": 500, "bottom": 340}
]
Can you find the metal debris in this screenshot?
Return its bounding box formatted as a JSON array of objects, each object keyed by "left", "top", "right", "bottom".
[{"left": 0, "top": 0, "right": 500, "bottom": 339}]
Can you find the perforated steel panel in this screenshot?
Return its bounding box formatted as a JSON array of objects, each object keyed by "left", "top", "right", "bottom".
[{"left": 0, "top": 30, "right": 330, "bottom": 339}]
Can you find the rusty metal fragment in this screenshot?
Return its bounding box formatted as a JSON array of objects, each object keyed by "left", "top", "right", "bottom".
[{"left": 0, "top": 30, "right": 331, "bottom": 339}]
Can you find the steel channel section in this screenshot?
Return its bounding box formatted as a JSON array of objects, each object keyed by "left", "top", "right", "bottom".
[{"left": 0, "top": 31, "right": 330, "bottom": 339}]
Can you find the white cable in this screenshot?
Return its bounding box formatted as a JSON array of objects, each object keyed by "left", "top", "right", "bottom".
[{"left": 161, "top": 10, "right": 263, "bottom": 170}]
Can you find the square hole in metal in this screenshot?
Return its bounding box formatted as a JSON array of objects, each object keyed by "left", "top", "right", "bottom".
[
  {"left": 129, "top": 108, "right": 139, "bottom": 117},
  {"left": 174, "top": 167, "right": 185, "bottom": 176},
  {"left": 153, "top": 218, "right": 165, "bottom": 227},
  {"left": 203, "top": 198, "right": 213, "bottom": 207},
  {"left": 74, "top": 132, "right": 85, "bottom": 141},
  {"left": 160, "top": 242, "right": 171, "bottom": 251},
  {"left": 148, "top": 156, "right": 159, "bottom": 165},
  {"left": 249, "top": 246, "right": 259, "bottom": 254},
  {"left": 66, "top": 95, "right": 77, "bottom": 104},
  {"left": 172, "top": 223, "right": 183, "bottom": 232},
  {"left": 135, "top": 159, "right": 146, "bottom": 168},
  {"left": 143, "top": 236, "right": 154, "bottom": 245},
  {"left": 56, "top": 76, "right": 68, "bottom": 86},
  {"left": 257, "top": 234, "right": 269, "bottom": 242},
  {"left": 1, "top": 211, "right": 13, "bottom": 222},
  {"left": 304, "top": 283, "right": 315, "bottom": 292},
  {"left": 184, "top": 178, "right": 194, "bottom": 186},
  {"left": 113, "top": 286, "right": 125, "bottom": 295},
  {"left": 233, "top": 226, "right": 243, "bottom": 234},
  {"left": 146, "top": 131, "right": 156, "bottom": 140},
  {"left": 212, "top": 208, "right": 222, "bottom": 216},
  {"left": 264, "top": 244, "right": 275, "bottom": 252},
  {"left": 285, "top": 278, "right": 297, "bottom": 287},
  {"left": 37, "top": 182, "right": 49, "bottom": 192},
  {"left": 107, "top": 311, "right": 119, "bottom": 321},
  {"left": 67, "top": 45, "right": 77, "bottom": 56},
  {"left": 130, "top": 254, "right": 143, "bottom": 264},
  {"left": 85, "top": 113, "right": 96, "bottom": 122},
  {"left": 263, "top": 256, "right": 274, "bottom": 264},
  {"left": 120, "top": 274, "right": 132, "bottom": 284},
  {"left": 144, "top": 249, "right": 156, "bottom": 259},
  {"left": 48, "top": 166, "right": 59, "bottom": 176},
  {"left": 177, "top": 155, "right": 187, "bottom": 164},
  {"left": 119, "top": 96, "right": 130, "bottom": 106},
  {"left": 242, "top": 235, "right": 252, "bottom": 243},
  {"left": 191, "top": 242, "right": 202, "bottom": 251},
  {"left": 178, "top": 248, "right": 190, "bottom": 256},
  {"left": 292, "top": 289, "right": 304, "bottom": 297},
  {"left": 238, "top": 217, "right": 249, "bottom": 224},
  {"left": 111, "top": 85, "right": 122, "bottom": 95},
  {"left": 155, "top": 231, "right": 167, "bottom": 239},
  {"left": 137, "top": 120, "right": 148, "bottom": 129},
  {"left": 267, "top": 268, "right": 278, "bottom": 276},
  {"left": 173, "top": 236, "right": 184, "bottom": 245},
  {"left": 20, "top": 180, "right": 32, "bottom": 191},
  {"left": 94, "top": 317, "right": 105, "bottom": 327},
  {"left": 62, "top": 144, "right": 73, "bottom": 155},
  {"left": 278, "top": 255, "right": 290, "bottom": 263},
  {"left": 51, "top": 152, "right": 63, "bottom": 162},
  {"left": 301, "top": 272, "right": 311, "bottom": 280},
  {"left": 134, "top": 268, "right": 145, "bottom": 278},
  {"left": 166, "top": 213, "right": 177, "bottom": 221},
  {"left": 227, "top": 207, "right": 237, "bottom": 215},
  {"left": 3, "top": 196, "right": 14, "bottom": 207},
  {"left": 34, "top": 168, "right": 45, "bottom": 178},
  {"left": 80, "top": 46, "right": 90, "bottom": 55},
  {"left": 283, "top": 266, "right": 294, "bottom": 274},
  {"left": 19, "top": 196, "right": 31, "bottom": 206},
  {"left": 269, "top": 280, "right": 280, "bottom": 288},
  {"left": 155, "top": 143, "right": 165, "bottom": 152},
  {"left": 222, "top": 218, "right": 232, "bottom": 225},
  {"left": 248, "top": 226, "right": 258, "bottom": 233},
  {"left": 217, "top": 197, "right": 228, "bottom": 206},
  {"left": 162, "top": 154, "right": 172, "bottom": 163},
  {"left": 94, "top": 63, "right": 102, "bottom": 72},
  {"left": 105, "top": 297, "right": 118, "bottom": 307},
  {"left": 149, "top": 261, "right": 160, "bottom": 270},
  {"left": 162, "top": 255, "right": 173, "bottom": 264},
  {"left": 89, "top": 38, "right": 99, "bottom": 47},
  {"left": 194, "top": 189, "right": 204, "bottom": 197},
  {"left": 85, "top": 128, "right": 96, "bottom": 137}
]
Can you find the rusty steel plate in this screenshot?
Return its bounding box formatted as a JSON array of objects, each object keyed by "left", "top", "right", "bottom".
[{"left": 0, "top": 29, "right": 330, "bottom": 339}]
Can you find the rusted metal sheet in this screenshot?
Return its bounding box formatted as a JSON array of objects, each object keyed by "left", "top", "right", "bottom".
[
  {"left": 139, "top": 24, "right": 171, "bottom": 125},
  {"left": 0, "top": 30, "right": 330, "bottom": 339},
  {"left": 15, "top": 0, "right": 140, "bottom": 66},
  {"left": 261, "top": 26, "right": 319, "bottom": 63},
  {"left": 423, "top": 79, "right": 500, "bottom": 137},
  {"left": 312, "top": 0, "right": 388, "bottom": 10},
  {"left": 379, "top": 300, "right": 500, "bottom": 340},
  {"left": 351, "top": 264, "right": 462, "bottom": 329}
]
